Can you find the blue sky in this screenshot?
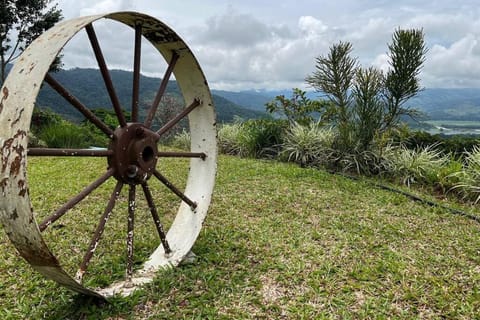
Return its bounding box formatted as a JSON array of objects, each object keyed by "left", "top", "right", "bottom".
[{"left": 55, "top": 0, "right": 480, "bottom": 90}]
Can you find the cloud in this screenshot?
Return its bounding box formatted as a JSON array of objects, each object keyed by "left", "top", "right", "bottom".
[
  {"left": 189, "top": 13, "right": 335, "bottom": 90},
  {"left": 79, "top": 0, "right": 135, "bottom": 16},
  {"left": 425, "top": 34, "right": 480, "bottom": 87},
  {"left": 49, "top": 0, "right": 480, "bottom": 90}
]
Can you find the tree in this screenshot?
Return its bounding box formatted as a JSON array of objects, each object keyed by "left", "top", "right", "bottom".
[
  {"left": 0, "top": 0, "right": 63, "bottom": 83},
  {"left": 306, "top": 28, "right": 427, "bottom": 153}
]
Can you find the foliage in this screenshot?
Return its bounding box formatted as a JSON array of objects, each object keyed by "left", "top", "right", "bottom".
[
  {"left": 239, "top": 119, "right": 287, "bottom": 158},
  {"left": 396, "top": 130, "right": 480, "bottom": 158},
  {"left": 38, "top": 121, "right": 90, "bottom": 148},
  {"left": 382, "top": 144, "right": 450, "bottom": 187},
  {"left": 217, "top": 122, "right": 244, "bottom": 155},
  {"left": 217, "top": 119, "right": 287, "bottom": 158},
  {"left": 170, "top": 129, "right": 191, "bottom": 150},
  {"left": 30, "top": 106, "right": 63, "bottom": 134},
  {"left": 265, "top": 88, "right": 327, "bottom": 125},
  {"left": 305, "top": 29, "right": 427, "bottom": 158},
  {"left": 151, "top": 93, "right": 186, "bottom": 136},
  {"left": 0, "top": 0, "right": 62, "bottom": 82},
  {"left": 452, "top": 146, "right": 480, "bottom": 203},
  {"left": 281, "top": 122, "right": 334, "bottom": 167}
]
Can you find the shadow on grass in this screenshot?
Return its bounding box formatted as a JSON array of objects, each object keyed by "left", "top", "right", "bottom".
[{"left": 40, "top": 225, "right": 256, "bottom": 319}]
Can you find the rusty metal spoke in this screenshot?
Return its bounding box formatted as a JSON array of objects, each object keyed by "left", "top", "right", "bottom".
[
  {"left": 75, "top": 181, "right": 123, "bottom": 282},
  {"left": 153, "top": 169, "right": 196, "bottom": 209},
  {"left": 85, "top": 24, "right": 127, "bottom": 127},
  {"left": 131, "top": 24, "right": 142, "bottom": 123},
  {"left": 44, "top": 74, "right": 114, "bottom": 137},
  {"left": 156, "top": 99, "right": 200, "bottom": 136},
  {"left": 28, "top": 148, "right": 113, "bottom": 157},
  {"left": 126, "top": 184, "right": 136, "bottom": 283},
  {"left": 141, "top": 183, "right": 171, "bottom": 254},
  {"left": 39, "top": 168, "right": 115, "bottom": 232},
  {"left": 157, "top": 151, "right": 206, "bottom": 160},
  {"left": 144, "top": 52, "right": 179, "bottom": 128}
]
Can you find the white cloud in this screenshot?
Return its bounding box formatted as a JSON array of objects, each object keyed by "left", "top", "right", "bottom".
[
  {"left": 47, "top": 0, "right": 480, "bottom": 89},
  {"left": 425, "top": 34, "right": 480, "bottom": 87},
  {"left": 79, "top": 0, "right": 135, "bottom": 16}
]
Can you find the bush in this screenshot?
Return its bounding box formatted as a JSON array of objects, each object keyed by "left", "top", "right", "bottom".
[
  {"left": 240, "top": 119, "right": 287, "bottom": 158},
  {"left": 170, "top": 129, "right": 191, "bottom": 150},
  {"left": 39, "top": 122, "right": 91, "bottom": 148},
  {"left": 399, "top": 130, "right": 480, "bottom": 158},
  {"left": 218, "top": 119, "right": 287, "bottom": 158},
  {"left": 452, "top": 146, "right": 480, "bottom": 203},
  {"left": 383, "top": 144, "right": 450, "bottom": 186},
  {"left": 282, "top": 122, "right": 334, "bottom": 167},
  {"left": 218, "top": 122, "right": 244, "bottom": 155}
]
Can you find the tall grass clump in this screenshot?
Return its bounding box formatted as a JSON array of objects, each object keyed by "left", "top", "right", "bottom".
[
  {"left": 39, "top": 122, "right": 90, "bottom": 148},
  {"left": 239, "top": 119, "right": 286, "bottom": 158},
  {"left": 383, "top": 143, "right": 450, "bottom": 187},
  {"left": 218, "top": 119, "right": 286, "bottom": 158},
  {"left": 453, "top": 146, "right": 480, "bottom": 203},
  {"left": 282, "top": 122, "right": 334, "bottom": 167},
  {"left": 218, "top": 122, "right": 245, "bottom": 155},
  {"left": 170, "top": 129, "right": 191, "bottom": 150}
]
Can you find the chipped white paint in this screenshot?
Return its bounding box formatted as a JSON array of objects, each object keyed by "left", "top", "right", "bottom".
[{"left": 0, "top": 11, "right": 217, "bottom": 298}]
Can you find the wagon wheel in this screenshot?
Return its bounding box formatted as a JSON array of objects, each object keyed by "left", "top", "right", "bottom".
[{"left": 0, "top": 12, "right": 216, "bottom": 298}]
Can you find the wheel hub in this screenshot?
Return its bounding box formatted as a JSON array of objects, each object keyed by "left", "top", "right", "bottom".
[{"left": 108, "top": 123, "right": 160, "bottom": 185}]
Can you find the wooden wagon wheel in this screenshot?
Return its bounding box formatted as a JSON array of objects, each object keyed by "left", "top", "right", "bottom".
[{"left": 0, "top": 12, "right": 217, "bottom": 298}]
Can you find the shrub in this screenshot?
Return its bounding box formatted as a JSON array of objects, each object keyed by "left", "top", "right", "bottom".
[
  {"left": 383, "top": 144, "right": 449, "bottom": 186},
  {"left": 282, "top": 122, "right": 334, "bottom": 167},
  {"left": 170, "top": 129, "right": 191, "bottom": 150},
  {"left": 218, "top": 119, "right": 287, "bottom": 158},
  {"left": 39, "top": 122, "right": 90, "bottom": 148},
  {"left": 218, "top": 122, "right": 244, "bottom": 155},
  {"left": 452, "top": 146, "right": 480, "bottom": 203},
  {"left": 240, "top": 119, "right": 287, "bottom": 158}
]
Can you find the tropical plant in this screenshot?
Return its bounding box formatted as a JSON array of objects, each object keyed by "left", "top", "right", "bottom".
[
  {"left": 282, "top": 122, "right": 334, "bottom": 167},
  {"left": 170, "top": 129, "right": 191, "bottom": 150},
  {"left": 39, "top": 121, "right": 90, "bottom": 148},
  {"left": 217, "top": 122, "right": 244, "bottom": 155},
  {"left": 382, "top": 143, "right": 449, "bottom": 187},
  {"left": 305, "top": 29, "right": 427, "bottom": 162},
  {"left": 452, "top": 146, "right": 480, "bottom": 203}
]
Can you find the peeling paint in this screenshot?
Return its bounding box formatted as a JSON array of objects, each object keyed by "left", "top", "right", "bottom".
[
  {"left": 11, "top": 108, "right": 25, "bottom": 127},
  {"left": 2, "top": 87, "right": 9, "bottom": 100},
  {"left": 18, "top": 180, "right": 26, "bottom": 197},
  {"left": 9, "top": 208, "right": 18, "bottom": 220},
  {"left": 0, "top": 177, "right": 7, "bottom": 193}
]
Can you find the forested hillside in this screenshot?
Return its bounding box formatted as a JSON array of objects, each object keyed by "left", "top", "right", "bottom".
[{"left": 36, "top": 68, "right": 267, "bottom": 123}]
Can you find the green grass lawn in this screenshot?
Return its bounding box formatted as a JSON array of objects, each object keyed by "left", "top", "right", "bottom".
[{"left": 1, "top": 155, "right": 480, "bottom": 319}]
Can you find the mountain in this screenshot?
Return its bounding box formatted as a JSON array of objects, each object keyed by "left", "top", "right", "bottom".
[
  {"left": 16, "top": 66, "right": 480, "bottom": 123},
  {"left": 35, "top": 68, "right": 268, "bottom": 123},
  {"left": 213, "top": 87, "right": 480, "bottom": 122},
  {"left": 406, "top": 88, "right": 480, "bottom": 121}
]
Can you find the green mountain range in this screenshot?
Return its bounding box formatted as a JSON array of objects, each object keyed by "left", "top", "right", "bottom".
[
  {"left": 31, "top": 67, "right": 480, "bottom": 123},
  {"left": 36, "top": 68, "right": 268, "bottom": 123}
]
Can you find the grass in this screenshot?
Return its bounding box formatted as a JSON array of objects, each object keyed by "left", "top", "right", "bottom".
[{"left": 1, "top": 155, "right": 480, "bottom": 319}]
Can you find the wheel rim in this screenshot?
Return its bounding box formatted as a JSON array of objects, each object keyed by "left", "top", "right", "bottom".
[{"left": 0, "top": 11, "right": 217, "bottom": 298}]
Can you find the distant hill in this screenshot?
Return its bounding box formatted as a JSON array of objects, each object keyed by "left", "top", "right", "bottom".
[
  {"left": 11, "top": 65, "right": 480, "bottom": 123},
  {"left": 35, "top": 68, "right": 268, "bottom": 123},
  {"left": 212, "top": 87, "right": 480, "bottom": 122},
  {"left": 406, "top": 88, "right": 480, "bottom": 121}
]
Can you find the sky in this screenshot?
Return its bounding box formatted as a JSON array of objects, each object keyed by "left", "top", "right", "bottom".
[{"left": 51, "top": 0, "right": 480, "bottom": 91}]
